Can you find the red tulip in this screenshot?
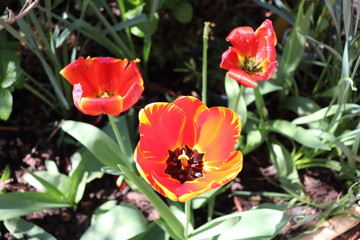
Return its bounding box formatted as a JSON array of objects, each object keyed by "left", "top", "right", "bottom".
[
  {"left": 220, "top": 19, "right": 278, "bottom": 88},
  {"left": 60, "top": 57, "right": 144, "bottom": 116},
  {"left": 135, "top": 96, "right": 243, "bottom": 202}
]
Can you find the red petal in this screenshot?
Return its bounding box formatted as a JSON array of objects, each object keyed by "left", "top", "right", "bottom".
[
  {"left": 196, "top": 107, "right": 242, "bottom": 168},
  {"left": 172, "top": 96, "right": 207, "bottom": 147},
  {"left": 138, "top": 102, "right": 186, "bottom": 164},
  {"left": 255, "top": 37, "right": 277, "bottom": 63},
  {"left": 253, "top": 61, "right": 279, "bottom": 81},
  {"left": 226, "top": 26, "right": 256, "bottom": 57},
  {"left": 201, "top": 150, "right": 243, "bottom": 188},
  {"left": 152, "top": 171, "right": 212, "bottom": 202},
  {"left": 227, "top": 69, "right": 258, "bottom": 88},
  {"left": 60, "top": 57, "right": 99, "bottom": 96},
  {"left": 255, "top": 19, "right": 277, "bottom": 46},
  {"left": 219, "top": 47, "right": 241, "bottom": 70}
]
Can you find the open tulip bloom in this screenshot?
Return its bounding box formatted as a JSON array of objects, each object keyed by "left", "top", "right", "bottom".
[
  {"left": 220, "top": 19, "right": 278, "bottom": 88},
  {"left": 60, "top": 57, "right": 144, "bottom": 116},
  {"left": 135, "top": 96, "right": 243, "bottom": 202}
]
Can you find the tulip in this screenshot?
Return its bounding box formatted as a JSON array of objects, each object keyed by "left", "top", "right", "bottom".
[
  {"left": 220, "top": 19, "right": 278, "bottom": 88},
  {"left": 60, "top": 57, "right": 144, "bottom": 116},
  {"left": 135, "top": 96, "right": 243, "bottom": 202}
]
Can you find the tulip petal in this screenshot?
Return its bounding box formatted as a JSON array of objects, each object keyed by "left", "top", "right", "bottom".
[
  {"left": 72, "top": 83, "right": 123, "bottom": 116},
  {"left": 227, "top": 69, "right": 258, "bottom": 88},
  {"left": 138, "top": 102, "right": 186, "bottom": 164},
  {"left": 220, "top": 47, "right": 241, "bottom": 71},
  {"left": 196, "top": 107, "right": 242, "bottom": 168},
  {"left": 152, "top": 171, "right": 212, "bottom": 202},
  {"left": 201, "top": 150, "right": 243, "bottom": 187},
  {"left": 60, "top": 57, "right": 99, "bottom": 96},
  {"left": 226, "top": 26, "right": 255, "bottom": 57},
  {"left": 172, "top": 96, "right": 207, "bottom": 147},
  {"left": 255, "top": 19, "right": 277, "bottom": 46},
  {"left": 254, "top": 61, "right": 279, "bottom": 81}
]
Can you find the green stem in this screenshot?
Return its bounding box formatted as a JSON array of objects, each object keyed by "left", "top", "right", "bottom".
[
  {"left": 117, "top": 0, "right": 136, "bottom": 56},
  {"left": 202, "top": 22, "right": 211, "bottom": 104},
  {"left": 234, "top": 85, "right": 245, "bottom": 112},
  {"left": 185, "top": 200, "right": 192, "bottom": 238},
  {"left": 207, "top": 198, "right": 215, "bottom": 221},
  {"left": 107, "top": 115, "right": 129, "bottom": 159},
  {"left": 119, "top": 164, "right": 185, "bottom": 240}
]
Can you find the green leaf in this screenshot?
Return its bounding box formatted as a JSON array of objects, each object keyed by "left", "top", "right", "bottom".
[
  {"left": 4, "top": 218, "right": 56, "bottom": 240},
  {"left": 268, "top": 139, "right": 305, "bottom": 196},
  {"left": 130, "top": 221, "right": 167, "bottom": 240},
  {"left": 243, "top": 81, "right": 282, "bottom": 106},
  {"left": 66, "top": 151, "right": 101, "bottom": 205},
  {"left": 171, "top": 1, "right": 193, "bottom": 23},
  {"left": 292, "top": 104, "right": 360, "bottom": 125},
  {"left": 0, "top": 89, "right": 13, "bottom": 121},
  {"left": 225, "top": 75, "right": 247, "bottom": 124},
  {"left": 22, "top": 169, "right": 67, "bottom": 200},
  {"left": 283, "top": 96, "right": 321, "bottom": 116},
  {"left": 61, "top": 120, "right": 127, "bottom": 168},
  {"left": 80, "top": 203, "right": 148, "bottom": 240},
  {"left": 1, "top": 164, "right": 11, "bottom": 182},
  {"left": 276, "top": 0, "right": 314, "bottom": 89},
  {"left": 242, "top": 129, "right": 265, "bottom": 155},
  {"left": 188, "top": 209, "right": 291, "bottom": 240},
  {"left": 0, "top": 192, "right": 70, "bottom": 221},
  {"left": 265, "top": 120, "right": 330, "bottom": 150}
]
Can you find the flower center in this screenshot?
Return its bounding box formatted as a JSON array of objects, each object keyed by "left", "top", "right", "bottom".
[
  {"left": 165, "top": 145, "right": 204, "bottom": 184},
  {"left": 98, "top": 91, "right": 112, "bottom": 98},
  {"left": 242, "top": 56, "right": 263, "bottom": 76}
]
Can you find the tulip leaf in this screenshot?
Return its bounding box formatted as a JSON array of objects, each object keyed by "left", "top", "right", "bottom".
[
  {"left": 268, "top": 139, "right": 305, "bottom": 196},
  {"left": 265, "top": 120, "right": 330, "bottom": 150},
  {"left": 0, "top": 192, "right": 70, "bottom": 221},
  {"left": 283, "top": 96, "right": 321, "bottom": 116},
  {"left": 22, "top": 168, "right": 67, "bottom": 200},
  {"left": 4, "top": 218, "right": 56, "bottom": 240},
  {"left": 0, "top": 89, "right": 13, "bottom": 121},
  {"left": 171, "top": 0, "right": 193, "bottom": 23},
  {"left": 276, "top": 0, "right": 314, "bottom": 91},
  {"left": 292, "top": 104, "right": 360, "bottom": 125},
  {"left": 243, "top": 81, "right": 282, "bottom": 106},
  {"left": 131, "top": 221, "right": 167, "bottom": 240},
  {"left": 225, "top": 75, "right": 247, "bottom": 125},
  {"left": 80, "top": 203, "right": 148, "bottom": 240},
  {"left": 188, "top": 209, "right": 291, "bottom": 240},
  {"left": 61, "top": 120, "right": 128, "bottom": 168}
]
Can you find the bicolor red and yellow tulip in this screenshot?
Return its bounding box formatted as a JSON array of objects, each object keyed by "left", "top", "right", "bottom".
[
  {"left": 220, "top": 19, "right": 278, "bottom": 88},
  {"left": 60, "top": 57, "right": 144, "bottom": 116},
  {"left": 134, "top": 96, "right": 243, "bottom": 202}
]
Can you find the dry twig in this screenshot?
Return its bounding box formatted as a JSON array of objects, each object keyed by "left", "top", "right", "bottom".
[{"left": 5, "top": 0, "right": 40, "bottom": 24}]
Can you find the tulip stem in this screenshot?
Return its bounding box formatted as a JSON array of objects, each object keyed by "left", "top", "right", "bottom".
[
  {"left": 118, "top": 164, "right": 185, "bottom": 240},
  {"left": 234, "top": 85, "right": 245, "bottom": 113},
  {"left": 185, "top": 200, "right": 192, "bottom": 238},
  {"left": 202, "top": 22, "right": 211, "bottom": 105},
  {"left": 107, "top": 115, "right": 129, "bottom": 160}
]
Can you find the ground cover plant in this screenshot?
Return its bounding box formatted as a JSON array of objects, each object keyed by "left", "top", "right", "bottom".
[{"left": 0, "top": 0, "right": 359, "bottom": 239}]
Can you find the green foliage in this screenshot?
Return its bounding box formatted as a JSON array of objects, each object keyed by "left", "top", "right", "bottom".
[
  {"left": 0, "top": 30, "right": 23, "bottom": 120},
  {"left": 80, "top": 201, "right": 148, "bottom": 240},
  {"left": 188, "top": 209, "right": 291, "bottom": 240},
  {"left": 4, "top": 218, "right": 56, "bottom": 240}
]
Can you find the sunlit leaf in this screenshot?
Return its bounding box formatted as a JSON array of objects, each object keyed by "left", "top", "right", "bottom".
[
  {"left": 188, "top": 209, "right": 291, "bottom": 240},
  {"left": 61, "top": 120, "right": 128, "bottom": 168},
  {"left": 80, "top": 203, "right": 148, "bottom": 240},
  {"left": 268, "top": 139, "right": 305, "bottom": 196},
  {"left": 4, "top": 218, "right": 56, "bottom": 240},
  {"left": 0, "top": 192, "right": 70, "bottom": 221},
  {"left": 265, "top": 120, "right": 330, "bottom": 150}
]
